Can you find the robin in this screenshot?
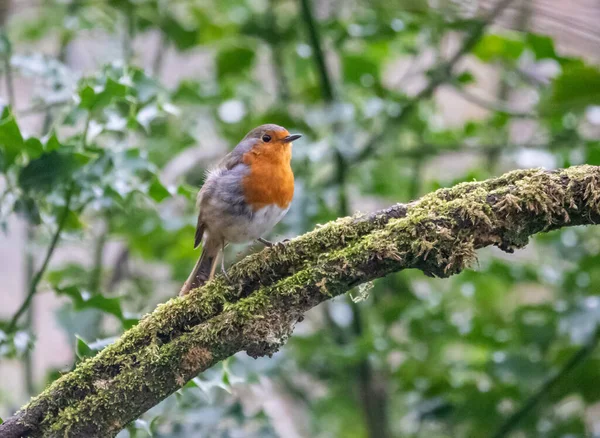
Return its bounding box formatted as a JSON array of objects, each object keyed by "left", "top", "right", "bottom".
[{"left": 179, "top": 124, "right": 302, "bottom": 296}]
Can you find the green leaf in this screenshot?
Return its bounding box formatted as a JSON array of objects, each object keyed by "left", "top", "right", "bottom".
[
  {"left": 342, "top": 54, "right": 379, "bottom": 86},
  {"left": 472, "top": 33, "right": 524, "bottom": 62},
  {"left": 525, "top": 33, "right": 557, "bottom": 60},
  {"left": 13, "top": 197, "right": 41, "bottom": 225},
  {"left": 133, "top": 419, "right": 154, "bottom": 437},
  {"left": 85, "top": 77, "right": 130, "bottom": 110},
  {"left": 24, "top": 137, "right": 44, "bottom": 160},
  {"left": 56, "top": 285, "right": 124, "bottom": 320},
  {"left": 78, "top": 85, "right": 97, "bottom": 110},
  {"left": 63, "top": 210, "right": 83, "bottom": 231},
  {"left": 75, "top": 336, "right": 95, "bottom": 360},
  {"left": 542, "top": 64, "right": 600, "bottom": 115},
  {"left": 18, "top": 151, "right": 74, "bottom": 193},
  {"left": 216, "top": 46, "right": 255, "bottom": 79},
  {"left": 456, "top": 71, "right": 475, "bottom": 85},
  {"left": 160, "top": 15, "right": 198, "bottom": 51},
  {"left": 45, "top": 132, "right": 61, "bottom": 152},
  {"left": 585, "top": 141, "right": 600, "bottom": 165},
  {"left": 0, "top": 107, "right": 24, "bottom": 168},
  {"left": 104, "top": 77, "right": 129, "bottom": 99},
  {"left": 148, "top": 178, "right": 171, "bottom": 202}
]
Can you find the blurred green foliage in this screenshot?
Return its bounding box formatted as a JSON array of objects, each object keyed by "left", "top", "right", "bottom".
[{"left": 1, "top": 0, "right": 600, "bottom": 437}]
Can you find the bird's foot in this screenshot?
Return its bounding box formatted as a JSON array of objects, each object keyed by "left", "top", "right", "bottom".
[
  {"left": 221, "top": 249, "right": 231, "bottom": 282},
  {"left": 257, "top": 237, "right": 289, "bottom": 249}
]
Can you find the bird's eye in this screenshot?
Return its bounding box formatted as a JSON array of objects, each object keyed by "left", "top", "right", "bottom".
[{"left": 262, "top": 134, "right": 272, "bottom": 143}]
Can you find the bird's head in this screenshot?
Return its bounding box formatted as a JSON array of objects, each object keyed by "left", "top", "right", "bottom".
[{"left": 243, "top": 124, "right": 302, "bottom": 156}]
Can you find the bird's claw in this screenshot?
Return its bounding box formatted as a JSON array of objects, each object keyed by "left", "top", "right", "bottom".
[
  {"left": 221, "top": 269, "right": 231, "bottom": 282},
  {"left": 258, "top": 237, "right": 289, "bottom": 249},
  {"left": 221, "top": 249, "right": 231, "bottom": 282}
]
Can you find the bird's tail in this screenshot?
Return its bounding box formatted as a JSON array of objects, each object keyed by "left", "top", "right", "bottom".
[{"left": 179, "top": 236, "right": 220, "bottom": 296}]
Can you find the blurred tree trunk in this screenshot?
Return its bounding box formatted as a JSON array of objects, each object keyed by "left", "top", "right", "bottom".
[
  {"left": 1, "top": 165, "right": 600, "bottom": 438},
  {"left": 0, "top": 0, "right": 9, "bottom": 26}
]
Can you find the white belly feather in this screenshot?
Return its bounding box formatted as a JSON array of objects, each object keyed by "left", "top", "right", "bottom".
[{"left": 222, "top": 204, "right": 289, "bottom": 243}]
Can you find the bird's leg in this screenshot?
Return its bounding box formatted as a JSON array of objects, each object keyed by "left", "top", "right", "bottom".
[
  {"left": 220, "top": 241, "right": 231, "bottom": 282},
  {"left": 257, "top": 237, "right": 274, "bottom": 247},
  {"left": 257, "top": 237, "right": 289, "bottom": 249}
]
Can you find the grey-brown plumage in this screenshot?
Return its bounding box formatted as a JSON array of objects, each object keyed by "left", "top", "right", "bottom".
[{"left": 179, "top": 124, "right": 301, "bottom": 296}]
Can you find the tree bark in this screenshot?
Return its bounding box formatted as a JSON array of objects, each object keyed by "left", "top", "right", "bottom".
[{"left": 2, "top": 165, "right": 600, "bottom": 438}]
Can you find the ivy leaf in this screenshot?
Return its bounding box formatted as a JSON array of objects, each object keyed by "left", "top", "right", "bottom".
[
  {"left": 45, "top": 132, "right": 62, "bottom": 152},
  {"left": 133, "top": 419, "right": 154, "bottom": 437},
  {"left": 456, "top": 71, "right": 475, "bottom": 85},
  {"left": 18, "top": 151, "right": 74, "bottom": 193},
  {"left": 75, "top": 336, "right": 95, "bottom": 360},
  {"left": 189, "top": 376, "right": 230, "bottom": 402},
  {"left": 13, "top": 197, "right": 41, "bottom": 225},
  {"left": 472, "top": 33, "right": 524, "bottom": 62},
  {"left": 78, "top": 85, "right": 97, "bottom": 110},
  {"left": 55, "top": 285, "right": 124, "bottom": 321},
  {"left": 0, "top": 107, "right": 24, "bottom": 168},
  {"left": 342, "top": 54, "right": 379, "bottom": 86},
  {"left": 216, "top": 46, "right": 255, "bottom": 79},
  {"left": 76, "top": 336, "right": 117, "bottom": 361},
  {"left": 24, "top": 137, "right": 44, "bottom": 160},
  {"left": 541, "top": 64, "right": 600, "bottom": 115},
  {"left": 525, "top": 33, "right": 557, "bottom": 60},
  {"left": 148, "top": 178, "right": 171, "bottom": 202},
  {"left": 63, "top": 209, "right": 84, "bottom": 231},
  {"left": 86, "top": 77, "right": 130, "bottom": 110},
  {"left": 160, "top": 15, "right": 198, "bottom": 51}
]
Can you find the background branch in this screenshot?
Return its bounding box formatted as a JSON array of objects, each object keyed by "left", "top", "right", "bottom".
[
  {"left": 1, "top": 165, "right": 600, "bottom": 438},
  {"left": 5, "top": 185, "right": 74, "bottom": 334}
]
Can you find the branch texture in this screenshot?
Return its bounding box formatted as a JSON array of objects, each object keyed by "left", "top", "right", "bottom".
[{"left": 2, "top": 165, "right": 600, "bottom": 438}]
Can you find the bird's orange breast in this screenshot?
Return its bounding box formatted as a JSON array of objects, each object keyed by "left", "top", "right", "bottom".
[{"left": 241, "top": 145, "right": 294, "bottom": 211}]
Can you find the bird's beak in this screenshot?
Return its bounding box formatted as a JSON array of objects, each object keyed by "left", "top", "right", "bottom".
[{"left": 283, "top": 134, "right": 302, "bottom": 143}]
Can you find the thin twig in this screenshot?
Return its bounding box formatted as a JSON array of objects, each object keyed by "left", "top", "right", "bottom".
[
  {"left": 5, "top": 185, "right": 75, "bottom": 333},
  {"left": 82, "top": 112, "right": 91, "bottom": 148},
  {"left": 23, "top": 223, "right": 35, "bottom": 396},
  {"left": 267, "top": 0, "right": 291, "bottom": 101},
  {"left": 89, "top": 224, "right": 107, "bottom": 295},
  {"left": 451, "top": 83, "right": 534, "bottom": 118},
  {"left": 18, "top": 100, "right": 71, "bottom": 117},
  {"left": 492, "top": 327, "right": 600, "bottom": 438},
  {"left": 122, "top": 5, "right": 135, "bottom": 64},
  {"left": 1, "top": 29, "right": 15, "bottom": 107},
  {"left": 151, "top": 31, "right": 168, "bottom": 77}
]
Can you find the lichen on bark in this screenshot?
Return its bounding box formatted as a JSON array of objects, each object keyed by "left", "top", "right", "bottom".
[{"left": 2, "top": 165, "right": 600, "bottom": 438}]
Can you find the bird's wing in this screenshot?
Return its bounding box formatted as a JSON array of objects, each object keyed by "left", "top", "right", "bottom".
[
  {"left": 193, "top": 139, "right": 255, "bottom": 248},
  {"left": 194, "top": 215, "right": 205, "bottom": 249},
  {"left": 217, "top": 138, "right": 255, "bottom": 170}
]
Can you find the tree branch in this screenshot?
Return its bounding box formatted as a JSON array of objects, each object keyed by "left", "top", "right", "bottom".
[
  {"left": 2, "top": 165, "right": 600, "bottom": 438},
  {"left": 451, "top": 82, "right": 534, "bottom": 118}
]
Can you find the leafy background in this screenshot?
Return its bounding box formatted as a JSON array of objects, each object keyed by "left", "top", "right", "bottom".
[{"left": 1, "top": 0, "right": 600, "bottom": 437}]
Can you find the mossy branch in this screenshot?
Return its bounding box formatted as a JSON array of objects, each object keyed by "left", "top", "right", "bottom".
[{"left": 2, "top": 165, "right": 600, "bottom": 438}]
